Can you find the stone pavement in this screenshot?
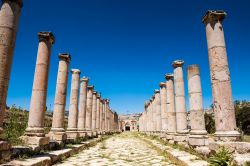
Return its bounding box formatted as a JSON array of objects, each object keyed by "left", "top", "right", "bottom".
[{"left": 55, "top": 132, "right": 175, "bottom": 166}]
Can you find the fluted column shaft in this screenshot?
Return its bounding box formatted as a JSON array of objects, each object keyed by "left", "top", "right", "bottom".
[
  {"left": 25, "top": 32, "right": 55, "bottom": 136},
  {"left": 202, "top": 10, "right": 240, "bottom": 141},
  {"left": 0, "top": 0, "right": 22, "bottom": 133}
]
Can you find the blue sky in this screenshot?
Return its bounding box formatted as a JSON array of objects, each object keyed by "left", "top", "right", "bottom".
[{"left": 6, "top": 0, "right": 250, "bottom": 114}]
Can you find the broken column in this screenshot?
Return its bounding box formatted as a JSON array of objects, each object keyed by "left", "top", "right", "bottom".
[
  {"left": 48, "top": 53, "right": 71, "bottom": 143},
  {"left": 187, "top": 65, "right": 208, "bottom": 146},
  {"left": 165, "top": 74, "right": 177, "bottom": 141},
  {"left": 159, "top": 82, "right": 168, "bottom": 135},
  {"left": 77, "top": 77, "right": 88, "bottom": 137},
  {"left": 91, "top": 91, "right": 97, "bottom": 136},
  {"left": 173, "top": 60, "right": 189, "bottom": 143},
  {"left": 202, "top": 10, "right": 240, "bottom": 141},
  {"left": 85, "top": 85, "right": 94, "bottom": 137},
  {"left": 66, "top": 69, "right": 81, "bottom": 140},
  {"left": 22, "top": 32, "right": 55, "bottom": 146}
]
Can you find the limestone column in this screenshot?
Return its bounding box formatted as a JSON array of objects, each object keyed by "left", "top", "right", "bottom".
[
  {"left": 165, "top": 74, "right": 176, "bottom": 137},
  {"left": 77, "top": 77, "right": 88, "bottom": 137},
  {"left": 154, "top": 90, "right": 161, "bottom": 132},
  {"left": 187, "top": 65, "right": 208, "bottom": 146},
  {"left": 0, "top": 0, "right": 23, "bottom": 135},
  {"left": 48, "top": 53, "right": 71, "bottom": 142},
  {"left": 173, "top": 60, "right": 189, "bottom": 141},
  {"left": 22, "top": 32, "right": 55, "bottom": 146},
  {"left": 159, "top": 82, "right": 168, "bottom": 133},
  {"left": 96, "top": 93, "right": 101, "bottom": 133},
  {"left": 104, "top": 99, "right": 108, "bottom": 131},
  {"left": 91, "top": 91, "right": 97, "bottom": 136},
  {"left": 85, "top": 85, "right": 94, "bottom": 136},
  {"left": 149, "top": 99, "right": 153, "bottom": 132},
  {"left": 151, "top": 95, "right": 157, "bottom": 132},
  {"left": 66, "top": 69, "right": 80, "bottom": 140},
  {"left": 99, "top": 99, "right": 103, "bottom": 132},
  {"left": 202, "top": 10, "right": 240, "bottom": 141}
]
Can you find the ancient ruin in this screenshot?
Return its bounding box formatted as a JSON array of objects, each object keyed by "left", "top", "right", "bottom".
[{"left": 0, "top": 0, "right": 249, "bottom": 164}]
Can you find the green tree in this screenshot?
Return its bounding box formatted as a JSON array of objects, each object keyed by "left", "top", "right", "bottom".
[{"left": 204, "top": 112, "right": 215, "bottom": 134}]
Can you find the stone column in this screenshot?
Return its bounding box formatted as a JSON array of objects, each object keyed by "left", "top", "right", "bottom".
[
  {"left": 165, "top": 73, "right": 176, "bottom": 141},
  {"left": 154, "top": 90, "right": 161, "bottom": 133},
  {"left": 104, "top": 99, "right": 108, "bottom": 132},
  {"left": 96, "top": 93, "right": 101, "bottom": 134},
  {"left": 0, "top": 0, "right": 22, "bottom": 135},
  {"left": 173, "top": 60, "right": 189, "bottom": 143},
  {"left": 91, "top": 91, "right": 97, "bottom": 136},
  {"left": 187, "top": 65, "right": 208, "bottom": 146},
  {"left": 66, "top": 69, "right": 80, "bottom": 140},
  {"left": 159, "top": 82, "right": 168, "bottom": 133},
  {"left": 85, "top": 85, "right": 94, "bottom": 137},
  {"left": 99, "top": 99, "right": 103, "bottom": 133},
  {"left": 149, "top": 99, "right": 153, "bottom": 132},
  {"left": 77, "top": 77, "right": 88, "bottom": 137},
  {"left": 22, "top": 32, "right": 55, "bottom": 146},
  {"left": 151, "top": 95, "right": 155, "bottom": 132},
  {"left": 202, "top": 10, "right": 240, "bottom": 141},
  {"left": 48, "top": 53, "right": 71, "bottom": 142}
]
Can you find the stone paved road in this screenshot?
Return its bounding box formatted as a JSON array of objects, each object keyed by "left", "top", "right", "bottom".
[{"left": 55, "top": 132, "right": 175, "bottom": 166}]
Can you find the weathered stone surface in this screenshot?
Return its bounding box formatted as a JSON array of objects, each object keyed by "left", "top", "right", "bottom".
[
  {"left": 20, "top": 136, "right": 50, "bottom": 146},
  {"left": 209, "top": 141, "right": 250, "bottom": 154},
  {"left": 202, "top": 10, "right": 240, "bottom": 141},
  {"left": 0, "top": 0, "right": 22, "bottom": 135}
]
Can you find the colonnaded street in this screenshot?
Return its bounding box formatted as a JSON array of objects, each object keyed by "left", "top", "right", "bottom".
[{"left": 55, "top": 132, "right": 174, "bottom": 166}]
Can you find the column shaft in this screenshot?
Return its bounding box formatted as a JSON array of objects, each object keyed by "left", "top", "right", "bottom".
[
  {"left": 166, "top": 74, "right": 176, "bottom": 134},
  {"left": 0, "top": 0, "right": 22, "bottom": 133},
  {"left": 202, "top": 10, "right": 240, "bottom": 141},
  {"left": 173, "top": 60, "right": 188, "bottom": 134},
  {"left": 25, "top": 32, "right": 55, "bottom": 137},
  {"left": 51, "top": 54, "right": 70, "bottom": 132},
  {"left": 154, "top": 90, "right": 161, "bottom": 132},
  {"left": 77, "top": 77, "right": 88, "bottom": 135},
  {"left": 85, "top": 86, "right": 93, "bottom": 131},
  {"left": 160, "top": 83, "right": 168, "bottom": 132},
  {"left": 66, "top": 69, "right": 80, "bottom": 139},
  {"left": 91, "top": 91, "right": 97, "bottom": 131}
]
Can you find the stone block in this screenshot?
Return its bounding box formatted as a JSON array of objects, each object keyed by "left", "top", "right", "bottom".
[
  {"left": 47, "top": 132, "right": 67, "bottom": 142},
  {"left": 0, "top": 141, "right": 11, "bottom": 151},
  {"left": 66, "top": 131, "right": 79, "bottom": 140},
  {"left": 209, "top": 141, "right": 250, "bottom": 154},
  {"left": 233, "top": 153, "right": 250, "bottom": 166},
  {"left": 174, "top": 135, "right": 187, "bottom": 143},
  {"left": 188, "top": 135, "right": 209, "bottom": 146},
  {"left": 20, "top": 136, "right": 49, "bottom": 146},
  {"left": 78, "top": 131, "right": 87, "bottom": 138}
]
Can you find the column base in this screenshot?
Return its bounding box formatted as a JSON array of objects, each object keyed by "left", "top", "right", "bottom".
[
  {"left": 77, "top": 130, "right": 87, "bottom": 138},
  {"left": 166, "top": 133, "right": 176, "bottom": 140},
  {"left": 174, "top": 133, "right": 188, "bottom": 143},
  {"left": 0, "top": 141, "right": 11, "bottom": 164},
  {"left": 20, "top": 135, "right": 49, "bottom": 146},
  {"left": 66, "top": 130, "right": 79, "bottom": 140},
  {"left": 188, "top": 134, "right": 209, "bottom": 147},
  {"left": 47, "top": 130, "right": 67, "bottom": 143},
  {"left": 215, "top": 131, "right": 241, "bottom": 142}
]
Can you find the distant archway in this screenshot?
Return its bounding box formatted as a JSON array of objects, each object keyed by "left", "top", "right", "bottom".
[{"left": 125, "top": 126, "right": 130, "bottom": 131}]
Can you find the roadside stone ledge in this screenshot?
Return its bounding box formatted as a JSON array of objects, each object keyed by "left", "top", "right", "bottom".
[
  {"left": 3, "top": 137, "right": 103, "bottom": 166},
  {"left": 233, "top": 153, "right": 250, "bottom": 166},
  {"left": 141, "top": 136, "right": 208, "bottom": 166}
]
